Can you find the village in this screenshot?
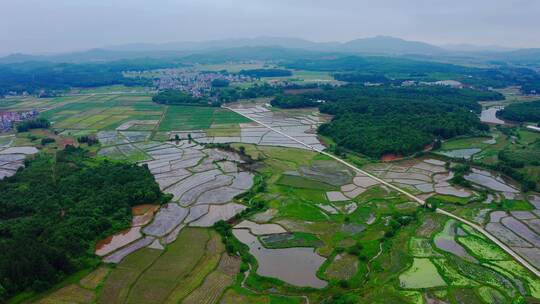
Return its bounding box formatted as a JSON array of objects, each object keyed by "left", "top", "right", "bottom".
[
  {"left": 0, "top": 109, "right": 39, "bottom": 132},
  {"left": 128, "top": 68, "right": 254, "bottom": 97}
]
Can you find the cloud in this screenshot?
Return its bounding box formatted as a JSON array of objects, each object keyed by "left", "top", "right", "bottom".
[{"left": 0, "top": 0, "right": 538, "bottom": 54}]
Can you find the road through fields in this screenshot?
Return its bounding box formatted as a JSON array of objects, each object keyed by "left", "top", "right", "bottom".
[{"left": 224, "top": 105, "right": 540, "bottom": 278}]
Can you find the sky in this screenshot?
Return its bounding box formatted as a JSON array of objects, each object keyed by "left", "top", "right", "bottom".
[{"left": 0, "top": 0, "right": 539, "bottom": 55}]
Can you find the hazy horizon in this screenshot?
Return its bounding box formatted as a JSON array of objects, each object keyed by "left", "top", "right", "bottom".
[{"left": 1, "top": 0, "right": 539, "bottom": 56}]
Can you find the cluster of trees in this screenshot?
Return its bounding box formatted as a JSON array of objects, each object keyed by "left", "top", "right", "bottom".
[
  {"left": 77, "top": 135, "right": 99, "bottom": 146},
  {"left": 210, "top": 79, "right": 230, "bottom": 87},
  {"left": 270, "top": 94, "right": 320, "bottom": 108},
  {"left": 284, "top": 55, "right": 540, "bottom": 90},
  {"left": 238, "top": 68, "right": 292, "bottom": 78},
  {"left": 498, "top": 100, "right": 540, "bottom": 123},
  {"left": 211, "top": 83, "right": 283, "bottom": 103},
  {"left": 0, "top": 146, "right": 170, "bottom": 300},
  {"left": 152, "top": 90, "right": 208, "bottom": 106},
  {"left": 271, "top": 85, "right": 498, "bottom": 158},
  {"left": 15, "top": 118, "right": 50, "bottom": 132}
]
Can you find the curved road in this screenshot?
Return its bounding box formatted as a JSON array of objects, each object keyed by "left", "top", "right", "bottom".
[{"left": 224, "top": 106, "right": 540, "bottom": 278}]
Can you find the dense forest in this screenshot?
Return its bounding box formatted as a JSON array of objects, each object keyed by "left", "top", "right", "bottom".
[
  {"left": 272, "top": 85, "right": 500, "bottom": 157},
  {"left": 238, "top": 68, "right": 292, "bottom": 78},
  {"left": 0, "top": 147, "right": 169, "bottom": 300},
  {"left": 152, "top": 89, "right": 209, "bottom": 105},
  {"left": 498, "top": 100, "right": 540, "bottom": 123},
  {"left": 0, "top": 59, "right": 177, "bottom": 96},
  {"left": 332, "top": 72, "right": 391, "bottom": 84}
]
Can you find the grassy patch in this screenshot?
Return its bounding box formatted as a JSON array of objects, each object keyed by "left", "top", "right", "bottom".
[
  {"left": 159, "top": 106, "right": 215, "bottom": 130},
  {"left": 441, "top": 136, "right": 491, "bottom": 150},
  {"left": 159, "top": 106, "right": 249, "bottom": 131},
  {"left": 164, "top": 231, "right": 224, "bottom": 303},
  {"left": 125, "top": 228, "right": 209, "bottom": 304},
  {"left": 457, "top": 236, "right": 508, "bottom": 261},
  {"left": 431, "top": 258, "right": 478, "bottom": 287},
  {"left": 409, "top": 237, "right": 440, "bottom": 257},
  {"left": 99, "top": 248, "right": 162, "bottom": 304},
  {"left": 324, "top": 253, "right": 358, "bottom": 280},
  {"left": 399, "top": 258, "right": 446, "bottom": 289},
  {"left": 499, "top": 199, "right": 534, "bottom": 211},
  {"left": 259, "top": 232, "right": 323, "bottom": 249},
  {"left": 277, "top": 200, "right": 328, "bottom": 222},
  {"left": 276, "top": 174, "right": 336, "bottom": 190}
]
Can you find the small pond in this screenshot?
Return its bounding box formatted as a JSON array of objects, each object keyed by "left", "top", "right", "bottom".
[{"left": 232, "top": 229, "right": 327, "bottom": 288}]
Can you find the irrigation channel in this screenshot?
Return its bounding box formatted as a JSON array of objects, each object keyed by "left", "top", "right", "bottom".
[{"left": 223, "top": 105, "right": 540, "bottom": 279}]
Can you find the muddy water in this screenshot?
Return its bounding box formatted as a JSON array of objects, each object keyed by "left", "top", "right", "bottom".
[
  {"left": 480, "top": 107, "right": 506, "bottom": 124},
  {"left": 232, "top": 229, "right": 327, "bottom": 288}
]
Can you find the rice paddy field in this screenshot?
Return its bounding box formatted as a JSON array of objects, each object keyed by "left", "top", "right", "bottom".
[
  {"left": 5, "top": 89, "right": 540, "bottom": 304},
  {"left": 3, "top": 94, "right": 250, "bottom": 139}
]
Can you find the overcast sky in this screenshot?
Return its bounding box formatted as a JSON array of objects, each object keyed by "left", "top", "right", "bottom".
[{"left": 0, "top": 0, "right": 539, "bottom": 55}]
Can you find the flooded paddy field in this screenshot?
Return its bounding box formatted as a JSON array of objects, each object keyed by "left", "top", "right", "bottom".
[
  {"left": 365, "top": 158, "right": 473, "bottom": 198},
  {"left": 485, "top": 196, "right": 540, "bottom": 269},
  {"left": 195, "top": 101, "right": 328, "bottom": 151},
  {"left": 0, "top": 137, "right": 38, "bottom": 179}
]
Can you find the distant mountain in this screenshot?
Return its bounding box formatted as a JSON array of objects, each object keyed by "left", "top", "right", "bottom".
[
  {"left": 106, "top": 36, "right": 443, "bottom": 55},
  {"left": 1, "top": 36, "right": 539, "bottom": 66},
  {"left": 441, "top": 43, "right": 517, "bottom": 53},
  {"left": 105, "top": 36, "right": 338, "bottom": 52},
  {"left": 0, "top": 48, "right": 191, "bottom": 64},
  {"left": 340, "top": 36, "right": 444, "bottom": 55}
]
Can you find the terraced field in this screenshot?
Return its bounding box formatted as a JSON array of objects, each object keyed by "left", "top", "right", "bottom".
[{"left": 94, "top": 130, "right": 254, "bottom": 264}]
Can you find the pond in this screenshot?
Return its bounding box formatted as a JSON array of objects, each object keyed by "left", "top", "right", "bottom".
[
  {"left": 480, "top": 107, "right": 506, "bottom": 124},
  {"left": 232, "top": 229, "right": 327, "bottom": 288}
]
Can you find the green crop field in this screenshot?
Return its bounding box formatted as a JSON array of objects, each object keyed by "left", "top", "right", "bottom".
[
  {"left": 125, "top": 228, "right": 209, "bottom": 304},
  {"left": 159, "top": 106, "right": 249, "bottom": 131}
]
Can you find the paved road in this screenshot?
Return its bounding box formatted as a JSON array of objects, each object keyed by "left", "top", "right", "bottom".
[{"left": 224, "top": 106, "right": 540, "bottom": 278}]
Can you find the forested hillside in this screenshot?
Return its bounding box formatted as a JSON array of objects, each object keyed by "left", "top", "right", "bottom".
[
  {"left": 0, "top": 147, "right": 169, "bottom": 300},
  {"left": 498, "top": 100, "right": 540, "bottom": 123}
]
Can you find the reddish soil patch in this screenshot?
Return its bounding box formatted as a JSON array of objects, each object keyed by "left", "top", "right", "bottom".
[
  {"left": 381, "top": 153, "right": 404, "bottom": 162},
  {"left": 424, "top": 143, "right": 434, "bottom": 152},
  {"left": 284, "top": 88, "right": 323, "bottom": 95},
  {"left": 95, "top": 227, "right": 142, "bottom": 256},
  {"left": 132, "top": 204, "right": 160, "bottom": 216},
  {"left": 57, "top": 137, "right": 76, "bottom": 148}
]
